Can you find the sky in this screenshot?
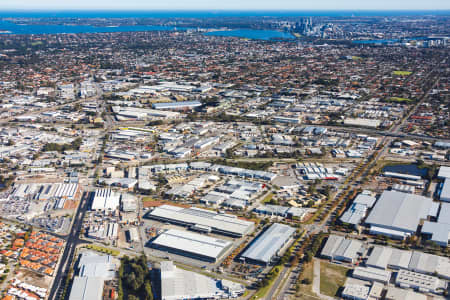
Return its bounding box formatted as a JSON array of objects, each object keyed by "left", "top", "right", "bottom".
[{"left": 0, "top": 0, "right": 448, "bottom": 11}]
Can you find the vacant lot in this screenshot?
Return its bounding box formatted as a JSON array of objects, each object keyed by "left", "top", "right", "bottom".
[
  {"left": 295, "top": 262, "right": 319, "bottom": 300},
  {"left": 320, "top": 261, "right": 349, "bottom": 297}
]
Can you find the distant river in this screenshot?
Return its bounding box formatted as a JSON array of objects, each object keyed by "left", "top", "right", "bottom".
[
  {"left": 0, "top": 20, "right": 295, "bottom": 41},
  {"left": 0, "top": 20, "right": 182, "bottom": 35}
]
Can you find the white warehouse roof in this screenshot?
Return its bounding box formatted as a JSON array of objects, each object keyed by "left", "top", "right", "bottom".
[
  {"left": 91, "top": 188, "right": 120, "bottom": 211},
  {"left": 147, "top": 205, "right": 254, "bottom": 237},
  {"left": 160, "top": 261, "right": 241, "bottom": 300},
  {"left": 68, "top": 277, "right": 103, "bottom": 300},
  {"left": 241, "top": 223, "right": 295, "bottom": 264},
  {"left": 152, "top": 229, "right": 232, "bottom": 261},
  {"left": 365, "top": 190, "right": 433, "bottom": 234}
]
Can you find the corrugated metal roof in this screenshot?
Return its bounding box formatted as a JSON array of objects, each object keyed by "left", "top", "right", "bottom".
[
  {"left": 152, "top": 229, "right": 232, "bottom": 259},
  {"left": 366, "top": 246, "right": 392, "bottom": 269},
  {"left": 365, "top": 191, "right": 432, "bottom": 233},
  {"left": 148, "top": 205, "right": 254, "bottom": 237},
  {"left": 68, "top": 277, "right": 103, "bottom": 300},
  {"left": 440, "top": 178, "right": 450, "bottom": 201},
  {"left": 241, "top": 223, "right": 295, "bottom": 264},
  {"left": 321, "top": 235, "right": 345, "bottom": 258}
]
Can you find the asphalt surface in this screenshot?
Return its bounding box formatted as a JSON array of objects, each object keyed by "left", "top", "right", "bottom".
[{"left": 48, "top": 191, "right": 91, "bottom": 300}]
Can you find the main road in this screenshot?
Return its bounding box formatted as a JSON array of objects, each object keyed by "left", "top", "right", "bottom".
[{"left": 48, "top": 190, "right": 92, "bottom": 300}]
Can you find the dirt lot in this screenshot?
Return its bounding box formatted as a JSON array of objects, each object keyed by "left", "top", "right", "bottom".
[
  {"left": 319, "top": 261, "right": 350, "bottom": 297},
  {"left": 294, "top": 262, "right": 320, "bottom": 300},
  {"left": 14, "top": 268, "right": 52, "bottom": 289}
]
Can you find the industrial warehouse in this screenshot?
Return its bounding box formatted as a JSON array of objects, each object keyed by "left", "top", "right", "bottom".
[
  {"left": 321, "top": 235, "right": 363, "bottom": 264},
  {"left": 241, "top": 223, "right": 296, "bottom": 265},
  {"left": 365, "top": 190, "right": 435, "bottom": 239},
  {"left": 146, "top": 204, "right": 255, "bottom": 237},
  {"left": 159, "top": 261, "right": 244, "bottom": 300},
  {"left": 12, "top": 182, "right": 79, "bottom": 206},
  {"left": 150, "top": 229, "right": 233, "bottom": 262},
  {"left": 91, "top": 188, "right": 121, "bottom": 211}
]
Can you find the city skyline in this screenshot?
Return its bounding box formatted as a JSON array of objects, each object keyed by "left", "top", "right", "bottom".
[{"left": 0, "top": 0, "right": 449, "bottom": 11}]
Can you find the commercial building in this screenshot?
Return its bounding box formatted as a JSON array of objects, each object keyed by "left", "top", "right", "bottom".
[
  {"left": 87, "top": 222, "right": 118, "bottom": 240},
  {"left": 352, "top": 267, "right": 391, "bottom": 284},
  {"left": 344, "top": 118, "right": 381, "bottom": 128},
  {"left": 342, "top": 283, "right": 370, "bottom": 300},
  {"left": 68, "top": 252, "right": 116, "bottom": 300},
  {"left": 365, "top": 191, "right": 434, "bottom": 239},
  {"left": 112, "top": 106, "right": 180, "bottom": 120},
  {"left": 91, "top": 188, "right": 120, "bottom": 211},
  {"left": 395, "top": 270, "right": 446, "bottom": 293},
  {"left": 321, "top": 235, "right": 363, "bottom": 264},
  {"left": 150, "top": 229, "right": 232, "bottom": 263},
  {"left": 408, "top": 251, "right": 450, "bottom": 279},
  {"left": 160, "top": 261, "right": 244, "bottom": 300},
  {"left": 365, "top": 245, "right": 450, "bottom": 279},
  {"left": 368, "top": 282, "right": 384, "bottom": 300},
  {"left": 272, "top": 116, "right": 301, "bottom": 124},
  {"left": 340, "top": 192, "right": 377, "bottom": 227},
  {"left": 382, "top": 172, "right": 422, "bottom": 181},
  {"left": 253, "top": 205, "right": 309, "bottom": 220},
  {"left": 366, "top": 246, "right": 412, "bottom": 270},
  {"left": 385, "top": 287, "right": 427, "bottom": 300},
  {"left": 421, "top": 202, "right": 450, "bottom": 247},
  {"left": 121, "top": 194, "right": 137, "bottom": 212},
  {"left": 68, "top": 277, "right": 104, "bottom": 300},
  {"left": 152, "top": 101, "right": 202, "bottom": 110},
  {"left": 146, "top": 205, "right": 254, "bottom": 237},
  {"left": 440, "top": 178, "right": 450, "bottom": 202},
  {"left": 241, "top": 223, "right": 295, "bottom": 265},
  {"left": 366, "top": 246, "right": 392, "bottom": 270},
  {"left": 437, "top": 166, "right": 450, "bottom": 179}
]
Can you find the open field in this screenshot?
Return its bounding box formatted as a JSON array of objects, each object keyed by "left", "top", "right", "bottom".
[
  {"left": 320, "top": 261, "right": 349, "bottom": 297},
  {"left": 393, "top": 70, "right": 412, "bottom": 76}
]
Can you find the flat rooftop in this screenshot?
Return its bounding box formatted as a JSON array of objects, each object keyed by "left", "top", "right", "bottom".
[
  {"left": 365, "top": 190, "right": 433, "bottom": 233},
  {"left": 151, "top": 229, "right": 232, "bottom": 260},
  {"left": 147, "top": 205, "right": 254, "bottom": 237},
  {"left": 241, "top": 223, "right": 295, "bottom": 264}
]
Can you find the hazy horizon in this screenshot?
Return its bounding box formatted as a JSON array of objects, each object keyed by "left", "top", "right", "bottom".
[{"left": 0, "top": 0, "right": 448, "bottom": 12}]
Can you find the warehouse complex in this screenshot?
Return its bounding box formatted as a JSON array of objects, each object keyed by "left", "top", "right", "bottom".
[
  {"left": 11, "top": 182, "right": 80, "bottom": 209},
  {"left": 68, "top": 252, "right": 116, "bottom": 300},
  {"left": 321, "top": 235, "right": 363, "bottom": 264},
  {"left": 241, "top": 223, "right": 295, "bottom": 265},
  {"left": 160, "top": 261, "right": 244, "bottom": 300},
  {"left": 365, "top": 190, "right": 435, "bottom": 239},
  {"left": 363, "top": 245, "right": 450, "bottom": 279},
  {"left": 150, "top": 229, "right": 232, "bottom": 262},
  {"left": 340, "top": 191, "right": 377, "bottom": 227},
  {"left": 146, "top": 205, "right": 254, "bottom": 237}
]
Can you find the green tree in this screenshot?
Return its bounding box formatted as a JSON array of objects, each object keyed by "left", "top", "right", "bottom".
[{"left": 144, "top": 281, "right": 153, "bottom": 300}]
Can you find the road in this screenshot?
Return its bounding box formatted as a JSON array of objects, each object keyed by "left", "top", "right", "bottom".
[{"left": 48, "top": 191, "right": 91, "bottom": 300}]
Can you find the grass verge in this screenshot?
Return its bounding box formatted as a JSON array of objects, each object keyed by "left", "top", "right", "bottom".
[{"left": 85, "top": 244, "right": 120, "bottom": 256}]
